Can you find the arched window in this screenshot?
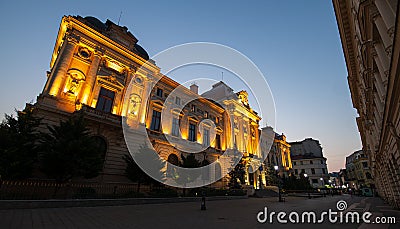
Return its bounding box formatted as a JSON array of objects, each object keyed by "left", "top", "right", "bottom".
[{"left": 167, "top": 154, "right": 179, "bottom": 166}]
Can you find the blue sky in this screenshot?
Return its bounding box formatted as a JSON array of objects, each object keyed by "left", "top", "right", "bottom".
[{"left": 0, "top": 0, "right": 361, "bottom": 171}]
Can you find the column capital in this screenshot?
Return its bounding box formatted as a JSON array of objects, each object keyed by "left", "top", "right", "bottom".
[
  {"left": 94, "top": 46, "right": 105, "bottom": 57},
  {"left": 127, "top": 65, "right": 137, "bottom": 74},
  {"left": 66, "top": 32, "right": 80, "bottom": 44}
]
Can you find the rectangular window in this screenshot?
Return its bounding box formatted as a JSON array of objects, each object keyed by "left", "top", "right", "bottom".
[
  {"left": 293, "top": 161, "right": 296, "bottom": 165},
  {"left": 215, "top": 134, "right": 221, "bottom": 149},
  {"left": 310, "top": 160, "right": 313, "bottom": 164},
  {"left": 321, "top": 160, "right": 324, "bottom": 164},
  {"left": 204, "top": 111, "right": 209, "bottom": 118},
  {"left": 311, "top": 168, "right": 315, "bottom": 174},
  {"left": 191, "top": 105, "right": 196, "bottom": 112},
  {"left": 156, "top": 88, "right": 163, "bottom": 97},
  {"left": 295, "top": 169, "right": 298, "bottom": 175},
  {"left": 188, "top": 123, "right": 197, "bottom": 142},
  {"left": 300, "top": 161, "right": 303, "bottom": 165},
  {"left": 203, "top": 129, "right": 210, "bottom": 146},
  {"left": 301, "top": 169, "right": 305, "bottom": 174},
  {"left": 312, "top": 179, "right": 318, "bottom": 184},
  {"left": 172, "top": 117, "right": 180, "bottom": 137},
  {"left": 96, "top": 87, "right": 115, "bottom": 113},
  {"left": 322, "top": 168, "right": 326, "bottom": 174},
  {"left": 175, "top": 97, "right": 181, "bottom": 105},
  {"left": 150, "top": 110, "right": 161, "bottom": 131}
]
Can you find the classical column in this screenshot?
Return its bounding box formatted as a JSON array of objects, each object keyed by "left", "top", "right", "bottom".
[
  {"left": 79, "top": 49, "right": 102, "bottom": 105},
  {"left": 120, "top": 67, "right": 135, "bottom": 116},
  {"left": 373, "top": 46, "right": 389, "bottom": 80},
  {"left": 141, "top": 76, "right": 152, "bottom": 124},
  {"left": 374, "top": 0, "right": 395, "bottom": 35},
  {"left": 47, "top": 33, "right": 79, "bottom": 97},
  {"left": 373, "top": 16, "right": 392, "bottom": 49},
  {"left": 374, "top": 72, "right": 386, "bottom": 101}
]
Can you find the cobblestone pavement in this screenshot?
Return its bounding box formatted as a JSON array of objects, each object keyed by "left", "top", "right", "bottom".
[{"left": 0, "top": 195, "right": 399, "bottom": 229}]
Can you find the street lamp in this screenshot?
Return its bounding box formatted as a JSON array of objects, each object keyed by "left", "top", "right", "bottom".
[
  {"left": 274, "top": 165, "right": 283, "bottom": 202},
  {"left": 320, "top": 178, "right": 326, "bottom": 197},
  {"left": 303, "top": 173, "right": 310, "bottom": 199}
]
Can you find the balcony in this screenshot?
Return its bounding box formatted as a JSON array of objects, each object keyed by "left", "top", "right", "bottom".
[{"left": 75, "top": 104, "right": 121, "bottom": 125}]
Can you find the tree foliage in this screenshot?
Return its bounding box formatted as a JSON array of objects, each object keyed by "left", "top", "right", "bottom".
[
  {"left": 282, "top": 173, "right": 312, "bottom": 190},
  {"left": 38, "top": 115, "right": 103, "bottom": 182},
  {"left": 228, "top": 159, "right": 245, "bottom": 189},
  {"left": 170, "top": 153, "right": 201, "bottom": 187},
  {"left": 265, "top": 165, "right": 279, "bottom": 186},
  {"left": 0, "top": 107, "right": 41, "bottom": 180},
  {"left": 123, "top": 144, "right": 165, "bottom": 191}
]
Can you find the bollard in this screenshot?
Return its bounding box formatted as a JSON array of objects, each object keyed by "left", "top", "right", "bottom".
[{"left": 201, "top": 191, "right": 206, "bottom": 210}]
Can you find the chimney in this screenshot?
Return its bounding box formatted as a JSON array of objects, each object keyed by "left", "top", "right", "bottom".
[{"left": 190, "top": 83, "right": 198, "bottom": 94}]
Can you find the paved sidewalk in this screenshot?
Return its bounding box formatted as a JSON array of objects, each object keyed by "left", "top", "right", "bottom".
[{"left": 0, "top": 195, "right": 398, "bottom": 229}]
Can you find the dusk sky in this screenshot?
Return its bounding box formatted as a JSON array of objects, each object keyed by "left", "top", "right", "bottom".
[{"left": 0, "top": 0, "right": 361, "bottom": 172}]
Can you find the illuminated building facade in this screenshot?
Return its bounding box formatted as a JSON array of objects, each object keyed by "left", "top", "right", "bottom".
[
  {"left": 265, "top": 132, "right": 292, "bottom": 177},
  {"left": 345, "top": 150, "right": 374, "bottom": 191},
  {"left": 202, "top": 82, "right": 263, "bottom": 188},
  {"left": 333, "top": 0, "right": 400, "bottom": 206},
  {"left": 31, "top": 15, "right": 263, "bottom": 187}
]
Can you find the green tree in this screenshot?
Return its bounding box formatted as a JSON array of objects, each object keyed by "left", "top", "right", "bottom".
[
  {"left": 123, "top": 144, "right": 165, "bottom": 192},
  {"left": 265, "top": 165, "right": 279, "bottom": 186},
  {"left": 38, "top": 115, "right": 103, "bottom": 182},
  {"left": 180, "top": 153, "right": 201, "bottom": 168},
  {"left": 228, "top": 159, "right": 245, "bottom": 189},
  {"left": 0, "top": 106, "right": 41, "bottom": 180},
  {"left": 172, "top": 153, "right": 201, "bottom": 189}
]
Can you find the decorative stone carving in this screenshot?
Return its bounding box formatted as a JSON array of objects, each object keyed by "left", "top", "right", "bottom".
[
  {"left": 77, "top": 47, "right": 91, "bottom": 59},
  {"left": 129, "top": 93, "right": 141, "bottom": 116}
]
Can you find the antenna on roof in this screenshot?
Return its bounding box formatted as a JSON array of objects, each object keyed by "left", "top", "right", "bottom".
[{"left": 117, "top": 11, "right": 123, "bottom": 25}]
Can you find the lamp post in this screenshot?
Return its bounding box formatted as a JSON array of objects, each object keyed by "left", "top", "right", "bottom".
[
  {"left": 320, "top": 178, "right": 326, "bottom": 197},
  {"left": 274, "top": 165, "right": 283, "bottom": 202},
  {"left": 304, "top": 173, "right": 311, "bottom": 199}
]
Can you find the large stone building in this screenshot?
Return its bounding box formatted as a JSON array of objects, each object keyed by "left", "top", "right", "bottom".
[
  {"left": 264, "top": 131, "right": 292, "bottom": 178},
  {"left": 333, "top": 0, "right": 400, "bottom": 206},
  {"left": 345, "top": 150, "right": 374, "bottom": 191},
  {"left": 289, "top": 138, "right": 329, "bottom": 188},
  {"left": 30, "top": 15, "right": 265, "bottom": 188}
]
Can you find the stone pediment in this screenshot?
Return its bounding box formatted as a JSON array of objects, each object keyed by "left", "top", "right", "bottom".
[{"left": 97, "top": 75, "right": 124, "bottom": 91}]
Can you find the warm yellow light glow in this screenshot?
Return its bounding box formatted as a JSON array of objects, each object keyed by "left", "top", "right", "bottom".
[
  {"left": 181, "top": 132, "right": 188, "bottom": 140},
  {"left": 91, "top": 100, "right": 97, "bottom": 108},
  {"left": 81, "top": 94, "right": 89, "bottom": 105},
  {"left": 105, "top": 59, "right": 124, "bottom": 73}
]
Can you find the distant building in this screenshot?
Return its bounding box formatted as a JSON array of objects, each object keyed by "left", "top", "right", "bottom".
[
  {"left": 289, "top": 138, "right": 329, "bottom": 188},
  {"left": 265, "top": 132, "right": 292, "bottom": 177},
  {"left": 345, "top": 150, "right": 374, "bottom": 191},
  {"left": 333, "top": 0, "right": 400, "bottom": 207},
  {"left": 328, "top": 172, "right": 340, "bottom": 188}
]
